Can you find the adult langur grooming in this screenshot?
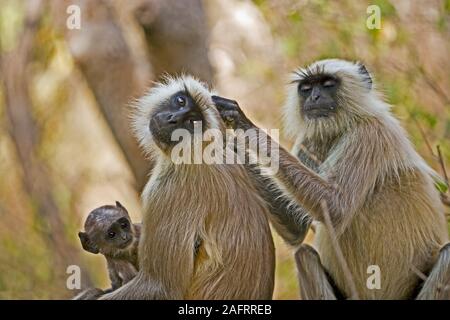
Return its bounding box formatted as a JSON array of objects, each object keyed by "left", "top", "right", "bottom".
[
  {"left": 101, "top": 76, "right": 275, "bottom": 299},
  {"left": 212, "top": 59, "right": 449, "bottom": 300}
]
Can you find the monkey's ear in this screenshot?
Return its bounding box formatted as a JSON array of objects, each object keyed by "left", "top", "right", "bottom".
[
  {"left": 357, "top": 62, "right": 372, "bottom": 90},
  {"left": 115, "top": 201, "right": 124, "bottom": 209},
  {"left": 78, "top": 232, "right": 99, "bottom": 254},
  {"left": 115, "top": 201, "right": 128, "bottom": 212}
]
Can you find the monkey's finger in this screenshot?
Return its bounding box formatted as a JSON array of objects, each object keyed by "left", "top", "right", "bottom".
[
  {"left": 211, "top": 95, "right": 240, "bottom": 111},
  {"left": 222, "top": 110, "right": 239, "bottom": 124}
]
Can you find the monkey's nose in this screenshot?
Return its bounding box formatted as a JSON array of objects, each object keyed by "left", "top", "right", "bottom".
[
  {"left": 154, "top": 110, "right": 188, "bottom": 126},
  {"left": 166, "top": 114, "right": 179, "bottom": 124},
  {"left": 312, "top": 94, "right": 320, "bottom": 102}
]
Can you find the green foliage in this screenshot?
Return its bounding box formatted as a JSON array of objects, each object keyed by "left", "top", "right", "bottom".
[
  {"left": 444, "top": 0, "right": 450, "bottom": 13},
  {"left": 445, "top": 120, "right": 450, "bottom": 139},
  {"left": 0, "top": 0, "right": 24, "bottom": 52},
  {"left": 281, "top": 35, "right": 302, "bottom": 58},
  {"left": 373, "top": 0, "right": 397, "bottom": 17},
  {"left": 435, "top": 180, "right": 449, "bottom": 193},
  {"left": 287, "top": 10, "right": 302, "bottom": 24}
]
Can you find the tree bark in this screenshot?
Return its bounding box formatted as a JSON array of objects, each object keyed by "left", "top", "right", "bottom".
[
  {"left": 60, "top": 0, "right": 151, "bottom": 190},
  {"left": 1, "top": 0, "right": 91, "bottom": 292},
  {"left": 56, "top": 0, "right": 214, "bottom": 191},
  {"left": 134, "top": 0, "right": 214, "bottom": 83}
]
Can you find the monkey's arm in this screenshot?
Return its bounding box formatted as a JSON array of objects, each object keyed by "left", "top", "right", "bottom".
[
  {"left": 106, "top": 259, "right": 123, "bottom": 290},
  {"left": 118, "top": 261, "right": 138, "bottom": 284},
  {"left": 214, "top": 96, "right": 381, "bottom": 233},
  {"left": 221, "top": 98, "right": 312, "bottom": 245},
  {"left": 269, "top": 147, "right": 360, "bottom": 234},
  {"left": 294, "top": 244, "right": 338, "bottom": 299},
  {"left": 245, "top": 162, "right": 312, "bottom": 246},
  {"left": 416, "top": 243, "right": 450, "bottom": 300}
]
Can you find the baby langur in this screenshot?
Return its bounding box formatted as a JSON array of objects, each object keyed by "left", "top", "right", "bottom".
[
  {"left": 77, "top": 201, "right": 141, "bottom": 298},
  {"left": 212, "top": 59, "right": 449, "bottom": 300}
]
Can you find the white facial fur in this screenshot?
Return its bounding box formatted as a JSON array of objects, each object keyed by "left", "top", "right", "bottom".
[
  {"left": 131, "top": 75, "right": 221, "bottom": 158},
  {"left": 283, "top": 59, "right": 388, "bottom": 141}
]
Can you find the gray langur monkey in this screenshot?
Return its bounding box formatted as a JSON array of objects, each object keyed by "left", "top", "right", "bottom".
[
  {"left": 100, "top": 76, "right": 275, "bottom": 300},
  {"left": 212, "top": 59, "right": 450, "bottom": 300},
  {"left": 75, "top": 201, "right": 140, "bottom": 299}
]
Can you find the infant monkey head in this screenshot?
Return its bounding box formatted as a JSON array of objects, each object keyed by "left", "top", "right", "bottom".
[{"left": 78, "top": 201, "right": 136, "bottom": 256}]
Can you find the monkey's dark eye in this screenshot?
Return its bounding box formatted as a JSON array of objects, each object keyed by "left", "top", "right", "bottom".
[
  {"left": 120, "top": 221, "right": 129, "bottom": 229},
  {"left": 175, "top": 95, "right": 186, "bottom": 107},
  {"left": 323, "top": 79, "right": 337, "bottom": 88},
  {"left": 108, "top": 231, "right": 116, "bottom": 239},
  {"left": 299, "top": 83, "right": 312, "bottom": 92}
]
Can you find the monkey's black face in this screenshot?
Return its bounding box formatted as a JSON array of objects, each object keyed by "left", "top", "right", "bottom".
[
  {"left": 298, "top": 75, "right": 339, "bottom": 119},
  {"left": 149, "top": 91, "right": 204, "bottom": 149},
  {"left": 104, "top": 217, "right": 134, "bottom": 250}
]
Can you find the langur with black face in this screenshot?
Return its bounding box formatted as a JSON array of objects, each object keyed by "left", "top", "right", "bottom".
[
  {"left": 212, "top": 59, "right": 450, "bottom": 300},
  {"left": 74, "top": 201, "right": 140, "bottom": 299},
  {"left": 101, "top": 76, "right": 275, "bottom": 300}
]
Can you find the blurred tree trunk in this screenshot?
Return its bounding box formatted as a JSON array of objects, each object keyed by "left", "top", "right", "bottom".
[
  {"left": 56, "top": 0, "right": 150, "bottom": 191},
  {"left": 54, "top": 0, "right": 213, "bottom": 191},
  {"left": 134, "top": 0, "right": 213, "bottom": 82},
  {"left": 1, "top": 0, "right": 91, "bottom": 293}
]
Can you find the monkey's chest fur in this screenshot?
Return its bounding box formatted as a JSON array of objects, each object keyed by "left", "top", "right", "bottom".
[
  {"left": 140, "top": 163, "right": 275, "bottom": 299},
  {"left": 314, "top": 170, "right": 447, "bottom": 299}
]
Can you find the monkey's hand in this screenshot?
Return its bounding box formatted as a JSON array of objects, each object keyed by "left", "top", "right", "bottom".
[{"left": 212, "top": 95, "right": 255, "bottom": 130}]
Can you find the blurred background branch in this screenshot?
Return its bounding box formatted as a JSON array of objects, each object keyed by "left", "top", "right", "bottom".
[{"left": 0, "top": 0, "right": 92, "bottom": 296}]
